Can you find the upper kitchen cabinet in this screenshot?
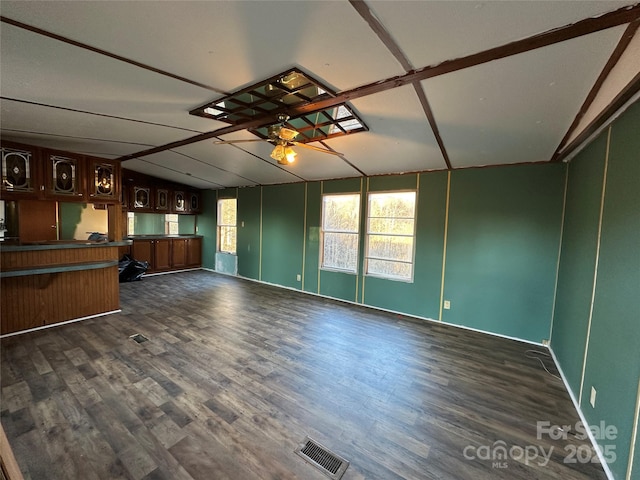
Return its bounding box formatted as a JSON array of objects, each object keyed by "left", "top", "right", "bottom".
[
  {"left": 1, "top": 141, "right": 122, "bottom": 204},
  {"left": 43, "top": 149, "right": 86, "bottom": 202},
  {"left": 130, "top": 184, "right": 154, "bottom": 212},
  {"left": 87, "top": 157, "right": 121, "bottom": 204},
  {"left": 188, "top": 191, "right": 202, "bottom": 214},
  {"left": 0, "top": 142, "right": 41, "bottom": 200},
  {"left": 173, "top": 190, "right": 187, "bottom": 213}
]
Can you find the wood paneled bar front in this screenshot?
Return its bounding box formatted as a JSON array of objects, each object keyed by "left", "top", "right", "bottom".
[{"left": 0, "top": 240, "right": 131, "bottom": 336}]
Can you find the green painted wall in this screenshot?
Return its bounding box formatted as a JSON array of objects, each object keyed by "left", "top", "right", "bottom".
[
  {"left": 199, "top": 190, "right": 218, "bottom": 269},
  {"left": 237, "top": 186, "right": 261, "bottom": 279},
  {"left": 551, "top": 134, "right": 607, "bottom": 395},
  {"left": 58, "top": 202, "right": 84, "bottom": 240},
  {"left": 443, "top": 164, "right": 565, "bottom": 342},
  {"left": 133, "top": 212, "right": 165, "bottom": 234},
  {"left": 261, "top": 183, "right": 305, "bottom": 289},
  {"left": 555, "top": 100, "right": 640, "bottom": 480}
]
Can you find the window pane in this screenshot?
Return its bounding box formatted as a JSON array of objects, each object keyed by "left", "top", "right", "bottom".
[
  {"left": 218, "top": 198, "right": 237, "bottom": 226},
  {"left": 219, "top": 226, "right": 236, "bottom": 254},
  {"left": 368, "top": 192, "right": 416, "bottom": 218},
  {"left": 321, "top": 193, "right": 360, "bottom": 273},
  {"left": 322, "top": 194, "right": 359, "bottom": 232},
  {"left": 367, "top": 217, "right": 414, "bottom": 235},
  {"left": 367, "top": 258, "right": 412, "bottom": 280},
  {"left": 323, "top": 232, "right": 358, "bottom": 271},
  {"left": 367, "top": 234, "right": 413, "bottom": 262}
]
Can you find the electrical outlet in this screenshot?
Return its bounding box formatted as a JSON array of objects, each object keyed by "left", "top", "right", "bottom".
[
  {"left": 590, "top": 387, "right": 597, "bottom": 408},
  {"left": 443, "top": 300, "right": 451, "bottom": 310},
  {"left": 241, "top": 221, "right": 245, "bottom": 227},
  {"left": 296, "top": 274, "right": 301, "bottom": 282}
]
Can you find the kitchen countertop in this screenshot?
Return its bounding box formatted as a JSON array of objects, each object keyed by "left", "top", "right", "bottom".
[{"left": 0, "top": 240, "right": 132, "bottom": 252}]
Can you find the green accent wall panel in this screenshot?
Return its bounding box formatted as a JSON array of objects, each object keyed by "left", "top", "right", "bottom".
[
  {"left": 237, "top": 186, "right": 261, "bottom": 280},
  {"left": 363, "top": 171, "right": 447, "bottom": 319},
  {"left": 178, "top": 215, "right": 196, "bottom": 234},
  {"left": 217, "top": 187, "right": 237, "bottom": 199},
  {"left": 323, "top": 177, "right": 361, "bottom": 193},
  {"left": 551, "top": 133, "right": 607, "bottom": 394},
  {"left": 199, "top": 190, "right": 218, "bottom": 270},
  {"left": 304, "top": 182, "right": 321, "bottom": 294},
  {"left": 261, "top": 183, "right": 305, "bottom": 289},
  {"left": 319, "top": 270, "right": 358, "bottom": 302},
  {"left": 368, "top": 173, "right": 417, "bottom": 192},
  {"left": 443, "top": 164, "right": 565, "bottom": 342},
  {"left": 580, "top": 102, "right": 640, "bottom": 480}
]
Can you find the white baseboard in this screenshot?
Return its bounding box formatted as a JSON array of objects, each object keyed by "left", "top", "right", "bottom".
[
  {"left": 548, "top": 347, "right": 615, "bottom": 480},
  {"left": 0, "top": 310, "right": 121, "bottom": 339}
]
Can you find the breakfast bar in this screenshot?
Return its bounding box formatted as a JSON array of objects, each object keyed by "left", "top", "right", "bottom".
[{"left": 0, "top": 240, "right": 131, "bottom": 336}]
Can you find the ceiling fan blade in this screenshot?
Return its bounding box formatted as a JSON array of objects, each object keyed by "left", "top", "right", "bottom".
[
  {"left": 214, "top": 139, "right": 266, "bottom": 145},
  {"left": 291, "top": 142, "right": 343, "bottom": 156}
]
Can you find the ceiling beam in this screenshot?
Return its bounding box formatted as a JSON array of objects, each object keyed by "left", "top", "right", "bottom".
[
  {"left": 118, "top": 3, "right": 640, "bottom": 162},
  {"left": 555, "top": 71, "right": 640, "bottom": 163},
  {"left": 349, "top": 0, "right": 453, "bottom": 170},
  {"left": 551, "top": 19, "right": 640, "bottom": 162}
]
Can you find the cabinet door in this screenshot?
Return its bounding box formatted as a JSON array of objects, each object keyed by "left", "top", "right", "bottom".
[
  {"left": 154, "top": 239, "right": 171, "bottom": 271},
  {"left": 155, "top": 188, "right": 169, "bottom": 212},
  {"left": 1, "top": 145, "right": 39, "bottom": 200},
  {"left": 18, "top": 200, "right": 58, "bottom": 242},
  {"left": 132, "top": 240, "right": 154, "bottom": 271},
  {"left": 187, "top": 237, "right": 202, "bottom": 267},
  {"left": 188, "top": 191, "right": 202, "bottom": 214},
  {"left": 173, "top": 191, "right": 186, "bottom": 213},
  {"left": 131, "top": 185, "right": 153, "bottom": 212},
  {"left": 172, "top": 238, "right": 187, "bottom": 269},
  {"left": 44, "top": 151, "right": 86, "bottom": 201},
  {"left": 88, "top": 158, "right": 120, "bottom": 203}
]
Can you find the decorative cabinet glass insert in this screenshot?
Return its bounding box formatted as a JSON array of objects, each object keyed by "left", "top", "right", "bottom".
[{"left": 1, "top": 147, "right": 34, "bottom": 194}]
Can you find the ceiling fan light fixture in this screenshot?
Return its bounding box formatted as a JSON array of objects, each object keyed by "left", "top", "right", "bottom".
[
  {"left": 270, "top": 144, "right": 285, "bottom": 162},
  {"left": 284, "top": 146, "right": 297, "bottom": 164}
]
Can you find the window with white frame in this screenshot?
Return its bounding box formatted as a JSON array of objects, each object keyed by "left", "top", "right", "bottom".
[
  {"left": 321, "top": 193, "right": 361, "bottom": 273},
  {"left": 217, "top": 198, "right": 237, "bottom": 254},
  {"left": 365, "top": 191, "right": 417, "bottom": 281}
]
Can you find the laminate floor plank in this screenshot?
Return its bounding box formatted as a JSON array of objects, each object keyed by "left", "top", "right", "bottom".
[{"left": 1, "top": 270, "right": 607, "bottom": 479}]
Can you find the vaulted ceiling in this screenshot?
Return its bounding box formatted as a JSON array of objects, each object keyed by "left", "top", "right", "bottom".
[{"left": 1, "top": 1, "right": 639, "bottom": 189}]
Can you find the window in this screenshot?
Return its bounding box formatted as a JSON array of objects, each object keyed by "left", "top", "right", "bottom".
[
  {"left": 365, "top": 191, "right": 417, "bottom": 281},
  {"left": 321, "top": 193, "right": 361, "bottom": 273},
  {"left": 165, "top": 214, "right": 179, "bottom": 235},
  {"left": 217, "top": 198, "right": 237, "bottom": 254}
]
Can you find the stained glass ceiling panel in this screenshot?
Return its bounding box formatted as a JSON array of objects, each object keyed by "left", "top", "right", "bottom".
[{"left": 190, "top": 68, "right": 367, "bottom": 143}]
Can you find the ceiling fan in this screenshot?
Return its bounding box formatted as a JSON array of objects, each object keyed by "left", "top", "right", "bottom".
[{"left": 214, "top": 114, "right": 343, "bottom": 165}]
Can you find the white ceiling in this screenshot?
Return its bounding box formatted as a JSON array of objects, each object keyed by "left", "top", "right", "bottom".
[{"left": 1, "top": 1, "right": 638, "bottom": 189}]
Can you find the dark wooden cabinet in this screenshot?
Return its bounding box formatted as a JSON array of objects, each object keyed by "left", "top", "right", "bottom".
[
  {"left": 18, "top": 200, "right": 58, "bottom": 242},
  {"left": 172, "top": 238, "right": 187, "bottom": 269},
  {"left": 1, "top": 141, "right": 121, "bottom": 204},
  {"left": 131, "top": 185, "right": 153, "bottom": 212},
  {"left": 131, "top": 239, "right": 153, "bottom": 268},
  {"left": 1, "top": 143, "right": 40, "bottom": 200},
  {"left": 187, "top": 237, "right": 202, "bottom": 267},
  {"left": 188, "top": 191, "right": 202, "bottom": 214},
  {"left": 154, "top": 239, "right": 172, "bottom": 271},
  {"left": 173, "top": 190, "right": 186, "bottom": 213},
  {"left": 88, "top": 157, "right": 120, "bottom": 203},
  {"left": 155, "top": 188, "right": 170, "bottom": 212},
  {"left": 43, "top": 150, "right": 86, "bottom": 201},
  {"left": 130, "top": 237, "right": 202, "bottom": 274}
]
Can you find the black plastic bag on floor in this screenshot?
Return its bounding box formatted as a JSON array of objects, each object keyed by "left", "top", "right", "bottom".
[{"left": 118, "top": 254, "right": 149, "bottom": 282}]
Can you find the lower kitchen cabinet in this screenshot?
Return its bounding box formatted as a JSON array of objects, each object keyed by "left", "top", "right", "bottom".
[{"left": 130, "top": 237, "right": 202, "bottom": 274}]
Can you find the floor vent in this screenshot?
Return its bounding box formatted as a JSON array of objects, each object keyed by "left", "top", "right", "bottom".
[
  {"left": 295, "top": 436, "right": 349, "bottom": 480},
  {"left": 130, "top": 333, "right": 149, "bottom": 343}
]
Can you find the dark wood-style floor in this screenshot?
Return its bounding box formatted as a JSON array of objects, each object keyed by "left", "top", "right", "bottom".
[{"left": 1, "top": 270, "right": 606, "bottom": 480}]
